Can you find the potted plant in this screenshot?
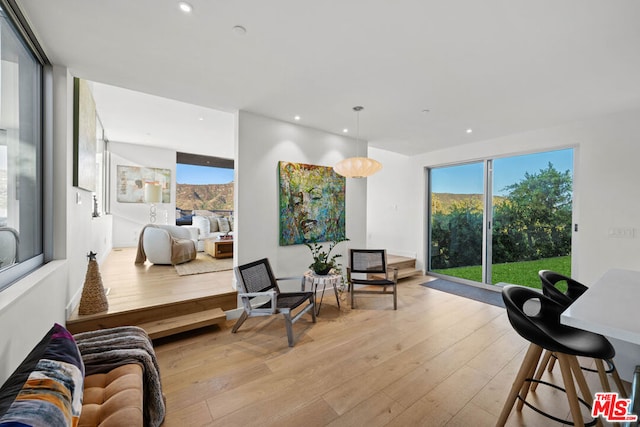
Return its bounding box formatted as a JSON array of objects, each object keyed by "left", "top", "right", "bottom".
[{"left": 305, "top": 238, "right": 348, "bottom": 275}]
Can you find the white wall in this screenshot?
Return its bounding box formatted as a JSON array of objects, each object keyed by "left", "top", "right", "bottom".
[
  {"left": 366, "top": 147, "right": 420, "bottom": 258},
  {"left": 109, "top": 142, "right": 177, "bottom": 248},
  {"left": 368, "top": 107, "right": 640, "bottom": 284},
  {"left": 236, "top": 111, "right": 367, "bottom": 290},
  {"left": 0, "top": 261, "right": 68, "bottom": 383}
]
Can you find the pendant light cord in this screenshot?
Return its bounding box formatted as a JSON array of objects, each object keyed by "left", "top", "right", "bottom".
[{"left": 354, "top": 106, "right": 363, "bottom": 158}]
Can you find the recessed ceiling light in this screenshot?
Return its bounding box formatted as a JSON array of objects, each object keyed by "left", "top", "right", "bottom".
[
  {"left": 343, "top": 128, "right": 349, "bottom": 133},
  {"left": 466, "top": 129, "right": 473, "bottom": 134},
  {"left": 294, "top": 115, "right": 301, "bottom": 121},
  {"left": 232, "top": 25, "right": 247, "bottom": 36},
  {"left": 198, "top": 117, "right": 204, "bottom": 121},
  {"left": 178, "top": 2, "right": 192, "bottom": 13}
]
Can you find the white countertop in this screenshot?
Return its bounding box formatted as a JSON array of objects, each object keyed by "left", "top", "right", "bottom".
[{"left": 561, "top": 268, "right": 640, "bottom": 346}]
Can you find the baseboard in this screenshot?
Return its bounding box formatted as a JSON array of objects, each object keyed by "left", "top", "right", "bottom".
[
  {"left": 66, "top": 286, "right": 82, "bottom": 320},
  {"left": 388, "top": 249, "right": 417, "bottom": 259}
]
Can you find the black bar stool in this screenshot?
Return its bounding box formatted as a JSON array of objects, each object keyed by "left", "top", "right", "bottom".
[
  {"left": 532, "top": 270, "right": 627, "bottom": 398},
  {"left": 498, "top": 285, "right": 619, "bottom": 426}
]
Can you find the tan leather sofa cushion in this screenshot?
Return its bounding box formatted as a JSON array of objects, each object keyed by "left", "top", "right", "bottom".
[{"left": 79, "top": 364, "right": 143, "bottom": 427}]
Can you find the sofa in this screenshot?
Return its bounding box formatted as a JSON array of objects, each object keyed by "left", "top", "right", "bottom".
[
  {"left": 135, "top": 224, "right": 197, "bottom": 265},
  {"left": 0, "top": 324, "right": 164, "bottom": 427},
  {"left": 187, "top": 210, "right": 234, "bottom": 252}
]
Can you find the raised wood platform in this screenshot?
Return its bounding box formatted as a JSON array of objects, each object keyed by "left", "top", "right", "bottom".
[{"left": 66, "top": 247, "right": 236, "bottom": 338}]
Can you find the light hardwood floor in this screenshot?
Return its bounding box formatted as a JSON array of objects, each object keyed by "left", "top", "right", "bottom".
[{"left": 97, "top": 249, "right": 625, "bottom": 426}]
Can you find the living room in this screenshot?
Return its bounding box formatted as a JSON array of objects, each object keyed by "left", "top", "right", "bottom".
[{"left": 2, "top": 1, "right": 640, "bottom": 425}]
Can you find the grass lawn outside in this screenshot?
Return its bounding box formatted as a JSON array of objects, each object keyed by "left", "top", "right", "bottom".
[{"left": 432, "top": 256, "right": 571, "bottom": 290}]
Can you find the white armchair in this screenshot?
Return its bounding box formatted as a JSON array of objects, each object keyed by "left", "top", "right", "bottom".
[
  {"left": 137, "top": 225, "right": 197, "bottom": 265},
  {"left": 0, "top": 227, "right": 19, "bottom": 268}
]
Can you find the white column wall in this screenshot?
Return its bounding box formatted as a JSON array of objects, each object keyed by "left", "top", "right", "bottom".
[
  {"left": 236, "top": 111, "right": 367, "bottom": 290},
  {"left": 366, "top": 147, "right": 419, "bottom": 258}
]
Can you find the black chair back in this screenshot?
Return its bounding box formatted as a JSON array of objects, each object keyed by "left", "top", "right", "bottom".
[
  {"left": 235, "top": 258, "right": 279, "bottom": 294},
  {"left": 502, "top": 284, "right": 614, "bottom": 359},
  {"left": 539, "top": 270, "right": 587, "bottom": 308},
  {"left": 349, "top": 249, "right": 387, "bottom": 274}
]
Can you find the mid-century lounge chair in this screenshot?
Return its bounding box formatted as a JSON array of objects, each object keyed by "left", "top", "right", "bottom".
[
  {"left": 233, "top": 258, "right": 316, "bottom": 347},
  {"left": 347, "top": 249, "right": 398, "bottom": 310}
]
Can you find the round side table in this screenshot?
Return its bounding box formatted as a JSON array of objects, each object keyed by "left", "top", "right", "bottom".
[{"left": 303, "top": 271, "right": 342, "bottom": 315}]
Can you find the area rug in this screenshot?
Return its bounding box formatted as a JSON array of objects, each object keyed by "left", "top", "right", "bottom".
[
  {"left": 421, "top": 278, "right": 505, "bottom": 308},
  {"left": 174, "top": 253, "right": 233, "bottom": 276}
]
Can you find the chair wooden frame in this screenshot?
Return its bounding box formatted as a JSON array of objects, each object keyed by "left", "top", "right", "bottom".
[
  {"left": 232, "top": 258, "right": 316, "bottom": 347},
  {"left": 347, "top": 249, "right": 398, "bottom": 310}
]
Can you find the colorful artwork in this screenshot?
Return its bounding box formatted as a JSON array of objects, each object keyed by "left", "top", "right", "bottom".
[
  {"left": 116, "top": 165, "right": 171, "bottom": 203},
  {"left": 278, "top": 161, "right": 346, "bottom": 246}
]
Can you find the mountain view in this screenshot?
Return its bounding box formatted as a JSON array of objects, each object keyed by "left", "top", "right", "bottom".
[
  {"left": 432, "top": 193, "right": 507, "bottom": 214},
  {"left": 176, "top": 182, "right": 234, "bottom": 213}
]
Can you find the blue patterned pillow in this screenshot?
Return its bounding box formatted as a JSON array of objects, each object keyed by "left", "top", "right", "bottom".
[{"left": 0, "top": 323, "right": 84, "bottom": 427}]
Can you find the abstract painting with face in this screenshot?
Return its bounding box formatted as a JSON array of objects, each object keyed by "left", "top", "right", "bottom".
[{"left": 278, "top": 161, "right": 346, "bottom": 246}]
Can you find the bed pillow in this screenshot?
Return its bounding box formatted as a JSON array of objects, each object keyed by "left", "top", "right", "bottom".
[{"left": 0, "top": 323, "right": 84, "bottom": 427}]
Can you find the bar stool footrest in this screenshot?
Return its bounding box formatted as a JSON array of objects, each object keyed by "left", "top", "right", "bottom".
[{"left": 518, "top": 378, "right": 598, "bottom": 426}]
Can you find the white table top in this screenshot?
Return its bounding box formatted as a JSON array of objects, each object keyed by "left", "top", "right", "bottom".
[{"left": 561, "top": 268, "right": 640, "bottom": 345}]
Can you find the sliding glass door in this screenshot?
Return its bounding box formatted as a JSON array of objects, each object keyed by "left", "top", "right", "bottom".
[
  {"left": 428, "top": 148, "right": 574, "bottom": 289},
  {"left": 430, "top": 162, "right": 484, "bottom": 282}
]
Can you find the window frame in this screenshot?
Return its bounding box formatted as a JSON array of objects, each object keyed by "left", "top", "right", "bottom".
[{"left": 0, "top": 0, "right": 52, "bottom": 291}]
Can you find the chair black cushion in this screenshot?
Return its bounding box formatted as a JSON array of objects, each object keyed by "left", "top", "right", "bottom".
[
  {"left": 254, "top": 292, "right": 314, "bottom": 311},
  {"left": 502, "top": 285, "right": 614, "bottom": 360}
]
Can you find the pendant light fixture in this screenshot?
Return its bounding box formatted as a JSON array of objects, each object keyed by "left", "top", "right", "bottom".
[{"left": 334, "top": 106, "right": 382, "bottom": 178}]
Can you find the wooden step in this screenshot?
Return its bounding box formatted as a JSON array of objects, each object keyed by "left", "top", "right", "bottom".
[
  {"left": 386, "top": 255, "right": 417, "bottom": 270},
  {"left": 138, "top": 307, "right": 226, "bottom": 340},
  {"left": 395, "top": 267, "right": 422, "bottom": 279},
  {"left": 369, "top": 255, "right": 422, "bottom": 281}
]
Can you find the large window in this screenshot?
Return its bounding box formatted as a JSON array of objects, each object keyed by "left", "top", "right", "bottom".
[
  {"left": 0, "top": 1, "right": 47, "bottom": 290},
  {"left": 175, "top": 152, "right": 234, "bottom": 225},
  {"left": 428, "top": 148, "right": 574, "bottom": 289}
]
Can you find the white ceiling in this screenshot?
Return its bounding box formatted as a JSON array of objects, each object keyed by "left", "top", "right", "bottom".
[
  {"left": 90, "top": 82, "right": 235, "bottom": 159},
  {"left": 16, "top": 0, "right": 640, "bottom": 156}
]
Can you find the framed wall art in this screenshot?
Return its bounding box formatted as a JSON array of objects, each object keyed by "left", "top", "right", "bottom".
[
  {"left": 73, "top": 78, "right": 97, "bottom": 191},
  {"left": 278, "top": 161, "right": 346, "bottom": 246},
  {"left": 116, "top": 165, "right": 171, "bottom": 203}
]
